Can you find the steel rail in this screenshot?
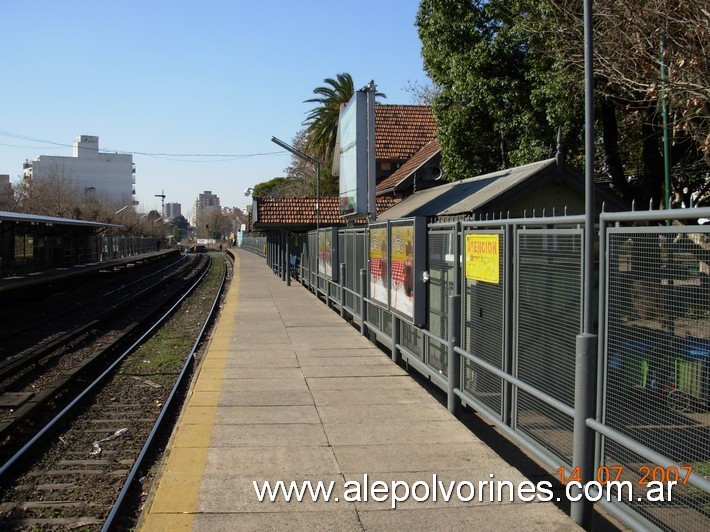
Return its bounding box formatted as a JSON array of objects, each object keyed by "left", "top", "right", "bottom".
[
  {"left": 102, "top": 253, "right": 230, "bottom": 530},
  {"left": 0, "top": 256, "right": 211, "bottom": 480}
]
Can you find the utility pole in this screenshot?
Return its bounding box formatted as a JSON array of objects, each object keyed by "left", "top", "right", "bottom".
[{"left": 155, "top": 189, "right": 166, "bottom": 218}]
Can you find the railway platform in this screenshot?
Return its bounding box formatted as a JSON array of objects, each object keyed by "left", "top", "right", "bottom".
[
  {"left": 138, "top": 248, "right": 581, "bottom": 531},
  {"left": 0, "top": 248, "right": 179, "bottom": 294}
]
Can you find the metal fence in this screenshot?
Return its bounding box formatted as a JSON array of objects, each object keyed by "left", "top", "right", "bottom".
[
  {"left": 98, "top": 236, "right": 164, "bottom": 261},
  {"left": 241, "top": 235, "right": 267, "bottom": 257},
  {"left": 253, "top": 207, "right": 710, "bottom": 531}
]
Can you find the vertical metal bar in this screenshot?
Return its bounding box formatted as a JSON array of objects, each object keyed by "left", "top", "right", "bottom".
[
  {"left": 285, "top": 232, "right": 291, "bottom": 286},
  {"left": 572, "top": 1, "right": 598, "bottom": 527},
  {"left": 583, "top": 0, "right": 595, "bottom": 335},
  {"left": 447, "top": 294, "right": 462, "bottom": 414},
  {"left": 271, "top": 234, "right": 275, "bottom": 274},
  {"left": 660, "top": 36, "right": 672, "bottom": 211},
  {"left": 366, "top": 83, "right": 377, "bottom": 223},
  {"left": 391, "top": 313, "right": 400, "bottom": 363},
  {"left": 281, "top": 232, "right": 287, "bottom": 282},
  {"left": 503, "top": 224, "right": 513, "bottom": 425},
  {"left": 572, "top": 333, "right": 597, "bottom": 526},
  {"left": 595, "top": 216, "right": 609, "bottom": 469},
  {"left": 340, "top": 263, "right": 346, "bottom": 318},
  {"left": 360, "top": 268, "right": 368, "bottom": 336}
]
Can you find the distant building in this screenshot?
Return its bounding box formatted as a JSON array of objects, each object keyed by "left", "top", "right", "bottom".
[
  {"left": 191, "top": 190, "right": 220, "bottom": 227},
  {"left": 23, "top": 135, "right": 136, "bottom": 207},
  {"left": 165, "top": 202, "right": 181, "bottom": 220},
  {"left": 0, "top": 174, "right": 12, "bottom": 210}
]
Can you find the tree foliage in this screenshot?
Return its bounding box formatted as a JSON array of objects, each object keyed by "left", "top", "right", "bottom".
[
  {"left": 417, "top": 0, "right": 581, "bottom": 179},
  {"left": 11, "top": 172, "right": 162, "bottom": 237},
  {"left": 254, "top": 73, "right": 387, "bottom": 200},
  {"left": 542, "top": 0, "right": 710, "bottom": 204},
  {"left": 417, "top": 0, "right": 709, "bottom": 205},
  {"left": 303, "top": 73, "right": 385, "bottom": 174},
  {"left": 258, "top": 130, "right": 338, "bottom": 199}
]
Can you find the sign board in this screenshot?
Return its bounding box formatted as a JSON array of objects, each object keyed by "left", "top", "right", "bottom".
[
  {"left": 338, "top": 90, "right": 370, "bottom": 218},
  {"left": 465, "top": 233, "right": 500, "bottom": 284}
]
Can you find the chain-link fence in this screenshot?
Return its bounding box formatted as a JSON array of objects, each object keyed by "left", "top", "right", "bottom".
[
  {"left": 243, "top": 208, "right": 710, "bottom": 531},
  {"left": 603, "top": 220, "right": 710, "bottom": 530}
]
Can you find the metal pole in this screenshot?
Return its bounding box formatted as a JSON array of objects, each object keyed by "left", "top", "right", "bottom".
[
  {"left": 391, "top": 313, "right": 400, "bottom": 364},
  {"left": 285, "top": 232, "right": 291, "bottom": 286},
  {"left": 583, "top": 0, "right": 595, "bottom": 335},
  {"left": 660, "top": 36, "right": 672, "bottom": 211},
  {"left": 572, "top": 333, "right": 597, "bottom": 526},
  {"left": 316, "top": 161, "right": 321, "bottom": 231},
  {"left": 280, "top": 232, "right": 285, "bottom": 281},
  {"left": 572, "top": 0, "right": 597, "bottom": 526},
  {"left": 447, "top": 294, "right": 462, "bottom": 414},
  {"left": 360, "top": 268, "right": 368, "bottom": 336},
  {"left": 366, "top": 82, "right": 377, "bottom": 223},
  {"left": 340, "top": 263, "right": 347, "bottom": 318},
  {"left": 271, "top": 136, "right": 321, "bottom": 230}
]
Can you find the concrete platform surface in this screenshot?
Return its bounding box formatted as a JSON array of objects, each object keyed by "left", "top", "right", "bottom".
[{"left": 138, "top": 249, "right": 580, "bottom": 531}]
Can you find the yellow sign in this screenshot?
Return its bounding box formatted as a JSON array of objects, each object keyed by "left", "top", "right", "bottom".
[{"left": 465, "top": 234, "right": 500, "bottom": 283}]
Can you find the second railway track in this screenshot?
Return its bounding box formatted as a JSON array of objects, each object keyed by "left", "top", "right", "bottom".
[{"left": 0, "top": 250, "right": 232, "bottom": 530}]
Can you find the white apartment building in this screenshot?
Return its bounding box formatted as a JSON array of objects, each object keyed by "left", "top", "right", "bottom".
[{"left": 23, "top": 135, "right": 136, "bottom": 207}]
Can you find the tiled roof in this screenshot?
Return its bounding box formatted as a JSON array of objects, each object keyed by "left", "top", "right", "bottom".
[
  {"left": 375, "top": 105, "right": 437, "bottom": 161},
  {"left": 253, "top": 196, "right": 399, "bottom": 228},
  {"left": 376, "top": 139, "right": 441, "bottom": 193}
]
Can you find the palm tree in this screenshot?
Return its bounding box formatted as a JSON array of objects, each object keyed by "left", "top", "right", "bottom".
[{"left": 303, "top": 73, "right": 385, "bottom": 165}]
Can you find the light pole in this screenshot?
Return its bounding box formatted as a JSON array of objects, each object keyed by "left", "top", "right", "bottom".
[{"left": 271, "top": 136, "right": 321, "bottom": 230}]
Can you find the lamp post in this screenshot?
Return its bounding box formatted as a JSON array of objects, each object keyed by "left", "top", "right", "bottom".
[{"left": 271, "top": 136, "right": 321, "bottom": 230}]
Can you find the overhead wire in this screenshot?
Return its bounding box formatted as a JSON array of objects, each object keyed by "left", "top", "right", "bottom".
[{"left": 0, "top": 130, "right": 284, "bottom": 161}]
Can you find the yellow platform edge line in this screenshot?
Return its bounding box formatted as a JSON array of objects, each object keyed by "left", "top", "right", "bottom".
[{"left": 138, "top": 251, "right": 240, "bottom": 530}]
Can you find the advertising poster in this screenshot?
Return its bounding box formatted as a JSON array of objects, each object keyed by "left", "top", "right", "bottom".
[
  {"left": 390, "top": 222, "right": 415, "bottom": 318},
  {"left": 465, "top": 233, "right": 500, "bottom": 284},
  {"left": 318, "top": 229, "right": 332, "bottom": 278},
  {"left": 369, "top": 224, "right": 388, "bottom": 306}
]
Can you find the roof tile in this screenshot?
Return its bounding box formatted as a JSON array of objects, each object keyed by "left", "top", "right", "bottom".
[
  {"left": 255, "top": 196, "right": 398, "bottom": 227},
  {"left": 375, "top": 105, "right": 437, "bottom": 161}
]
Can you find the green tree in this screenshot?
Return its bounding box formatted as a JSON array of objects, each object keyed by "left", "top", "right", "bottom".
[
  {"left": 303, "top": 73, "right": 386, "bottom": 168},
  {"left": 252, "top": 178, "right": 288, "bottom": 197},
  {"left": 417, "top": 0, "right": 709, "bottom": 205},
  {"left": 417, "top": 0, "right": 583, "bottom": 180},
  {"left": 540, "top": 0, "right": 709, "bottom": 205},
  {"left": 166, "top": 214, "right": 190, "bottom": 242}
]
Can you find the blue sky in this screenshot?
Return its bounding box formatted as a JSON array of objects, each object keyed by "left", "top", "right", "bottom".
[{"left": 1, "top": 1, "right": 429, "bottom": 216}]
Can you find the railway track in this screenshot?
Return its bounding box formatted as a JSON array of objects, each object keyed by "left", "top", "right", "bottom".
[
  {"left": 0, "top": 254, "right": 188, "bottom": 370},
  {"left": 0, "top": 254, "right": 205, "bottom": 448},
  {"left": 0, "top": 251, "right": 231, "bottom": 530}
]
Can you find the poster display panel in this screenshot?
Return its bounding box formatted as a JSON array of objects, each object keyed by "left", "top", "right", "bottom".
[
  {"left": 368, "top": 222, "right": 389, "bottom": 308},
  {"left": 389, "top": 218, "right": 426, "bottom": 325},
  {"left": 317, "top": 227, "right": 338, "bottom": 281}
]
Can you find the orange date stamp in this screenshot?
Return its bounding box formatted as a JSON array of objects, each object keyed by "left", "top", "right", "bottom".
[{"left": 556, "top": 465, "right": 694, "bottom": 486}]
